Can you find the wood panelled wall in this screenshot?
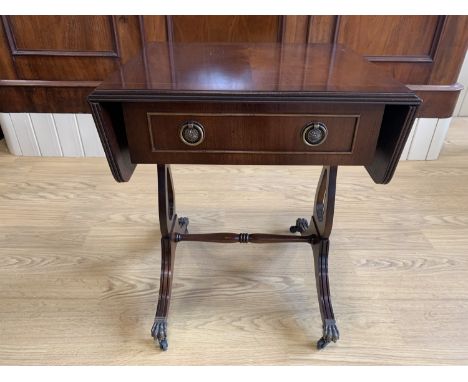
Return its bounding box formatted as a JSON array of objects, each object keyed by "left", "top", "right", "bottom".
[{"left": 0, "top": 15, "right": 467, "bottom": 117}]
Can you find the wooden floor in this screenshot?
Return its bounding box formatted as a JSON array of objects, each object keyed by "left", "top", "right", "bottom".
[{"left": 1, "top": 118, "right": 468, "bottom": 365}]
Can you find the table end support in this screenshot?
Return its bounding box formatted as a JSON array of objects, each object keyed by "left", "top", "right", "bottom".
[{"left": 291, "top": 166, "right": 340, "bottom": 350}]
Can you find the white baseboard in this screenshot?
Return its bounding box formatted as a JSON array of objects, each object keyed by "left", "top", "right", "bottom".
[
  {"left": 0, "top": 113, "right": 104, "bottom": 158},
  {"left": 400, "top": 117, "right": 452, "bottom": 161},
  {"left": 0, "top": 112, "right": 452, "bottom": 161}
]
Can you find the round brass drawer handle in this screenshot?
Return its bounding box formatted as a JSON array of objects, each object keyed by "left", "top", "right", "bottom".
[
  {"left": 302, "top": 122, "right": 328, "bottom": 146},
  {"left": 180, "top": 121, "right": 205, "bottom": 146}
]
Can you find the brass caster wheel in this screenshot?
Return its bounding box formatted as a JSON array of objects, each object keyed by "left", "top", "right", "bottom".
[
  {"left": 317, "top": 337, "right": 328, "bottom": 350},
  {"left": 159, "top": 339, "right": 168, "bottom": 351}
]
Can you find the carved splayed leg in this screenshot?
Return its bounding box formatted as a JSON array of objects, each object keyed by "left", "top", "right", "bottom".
[
  {"left": 149, "top": 164, "right": 341, "bottom": 351},
  {"left": 150, "top": 165, "right": 189, "bottom": 351},
  {"left": 151, "top": 236, "right": 174, "bottom": 350},
  {"left": 314, "top": 239, "right": 340, "bottom": 350},
  {"left": 289, "top": 167, "right": 340, "bottom": 349}
]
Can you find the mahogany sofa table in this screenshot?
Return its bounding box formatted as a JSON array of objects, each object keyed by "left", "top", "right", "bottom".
[{"left": 88, "top": 42, "right": 420, "bottom": 351}]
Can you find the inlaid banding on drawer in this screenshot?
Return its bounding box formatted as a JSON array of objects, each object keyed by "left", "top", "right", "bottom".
[{"left": 146, "top": 112, "right": 360, "bottom": 155}]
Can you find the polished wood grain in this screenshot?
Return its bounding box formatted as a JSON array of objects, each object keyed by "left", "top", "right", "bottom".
[
  {"left": 1, "top": 15, "right": 122, "bottom": 81},
  {"left": 307, "top": 16, "right": 337, "bottom": 44},
  {"left": 145, "top": 112, "right": 360, "bottom": 152},
  {"left": 170, "top": 16, "right": 282, "bottom": 43},
  {"left": 4, "top": 16, "right": 118, "bottom": 55},
  {"left": 94, "top": 42, "right": 416, "bottom": 95},
  {"left": 0, "top": 85, "right": 94, "bottom": 113},
  {"left": 0, "top": 17, "right": 16, "bottom": 80},
  {"left": 411, "top": 83, "right": 464, "bottom": 118},
  {"left": 141, "top": 16, "right": 167, "bottom": 43},
  {"left": 282, "top": 16, "right": 309, "bottom": 43},
  {"left": 1, "top": 117, "right": 468, "bottom": 364},
  {"left": 89, "top": 42, "right": 419, "bottom": 183},
  {"left": 429, "top": 15, "right": 468, "bottom": 85},
  {"left": 1, "top": 16, "right": 466, "bottom": 117},
  {"left": 336, "top": 16, "right": 442, "bottom": 58},
  {"left": 122, "top": 102, "right": 384, "bottom": 166}
]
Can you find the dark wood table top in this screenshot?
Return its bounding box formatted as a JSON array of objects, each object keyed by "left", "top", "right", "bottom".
[
  {"left": 89, "top": 42, "right": 421, "bottom": 184},
  {"left": 93, "top": 42, "right": 418, "bottom": 103}
]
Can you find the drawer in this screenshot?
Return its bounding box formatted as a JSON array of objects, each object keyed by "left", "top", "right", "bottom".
[
  {"left": 148, "top": 113, "right": 357, "bottom": 152},
  {"left": 122, "top": 102, "right": 385, "bottom": 165}
]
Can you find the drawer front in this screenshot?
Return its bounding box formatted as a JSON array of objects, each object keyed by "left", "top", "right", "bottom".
[
  {"left": 147, "top": 113, "right": 358, "bottom": 153},
  {"left": 123, "top": 102, "right": 384, "bottom": 165}
]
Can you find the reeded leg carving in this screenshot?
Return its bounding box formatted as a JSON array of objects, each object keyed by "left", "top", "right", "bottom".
[
  {"left": 314, "top": 239, "right": 339, "bottom": 350},
  {"left": 151, "top": 236, "right": 174, "bottom": 350},
  {"left": 151, "top": 165, "right": 189, "bottom": 351}
]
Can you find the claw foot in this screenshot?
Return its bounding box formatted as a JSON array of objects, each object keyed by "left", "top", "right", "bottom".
[
  {"left": 151, "top": 318, "right": 168, "bottom": 351},
  {"left": 290, "top": 218, "right": 309, "bottom": 233},
  {"left": 317, "top": 319, "right": 339, "bottom": 350},
  {"left": 178, "top": 217, "right": 189, "bottom": 233}
]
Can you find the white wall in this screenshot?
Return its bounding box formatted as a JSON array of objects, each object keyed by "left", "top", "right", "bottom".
[{"left": 455, "top": 51, "right": 468, "bottom": 117}]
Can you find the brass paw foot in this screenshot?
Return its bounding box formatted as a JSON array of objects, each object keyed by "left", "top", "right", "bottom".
[
  {"left": 290, "top": 218, "right": 309, "bottom": 233},
  {"left": 151, "top": 318, "right": 168, "bottom": 351},
  {"left": 317, "top": 319, "right": 339, "bottom": 350}
]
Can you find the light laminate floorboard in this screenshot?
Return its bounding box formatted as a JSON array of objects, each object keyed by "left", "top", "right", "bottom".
[{"left": 0, "top": 118, "right": 468, "bottom": 365}]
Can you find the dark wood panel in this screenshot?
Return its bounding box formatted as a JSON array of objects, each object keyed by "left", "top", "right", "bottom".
[
  {"left": 4, "top": 16, "right": 118, "bottom": 56},
  {"left": 430, "top": 15, "right": 468, "bottom": 84},
  {"left": 141, "top": 15, "right": 167, "bottom": 42},
  {"left": 0, "top": 15, "right": 144, "bottom": 112},
  {"left": 408, "top": 84, "right": 463, "bottom": 118},
  {"left": 334, "top": 15, "right": 451, "bottom": 85},
  {"left": 14, "top": 56, "right": 118, "bottom": 81},
  {"left": 5, "top": 16, "right": 144, "bottom": 82},
  {"left": 370, "top": 61, "right": 432, "bottom": 85},
  {"left": 170, "top": 16, "right": 282, "bottom": 43},
  {"left": 0, "top": 15, "right": 465, "bottom": 119},
  {"left": 0, "top": 17, "right": 16, "bottom": 79},
  {"left": 282, "top": 16, "right": 309, "bottom": 43},
  {"left": 337, "top": 16, "right": 442, "bottom": 58},
  {"left": 114, "top": 15, "right": 142, "bottom": 63},
  {"left": 0, "top": 85, "right": 93, "bottom": 113},
  {"left": 308, "top": 16, "right": 337, "bottom": 43}
]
